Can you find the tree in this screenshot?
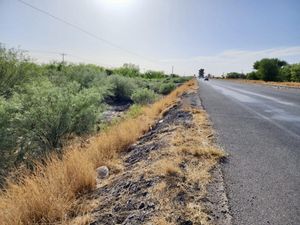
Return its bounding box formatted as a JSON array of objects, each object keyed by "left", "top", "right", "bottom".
[
  {"left": 279, "top": 65, "right": 291, "bottom": 81},
  {"left": 290, "top": 63, "right": 300, "bottom": 82},
  {"left": 198, "top": 69, "right": 204, "bottom": 78},
  {"left": 226, "top": 72, "right": 246, "bottom": 79},
  {"left": 0, "top": 45, "right": 41, "bottom": 98},
  {"left": 253, "top": 58, "right": 287, "bottom": 81},
  {"left": 246, "top": 71, "right": 260, "bottom": 80}
]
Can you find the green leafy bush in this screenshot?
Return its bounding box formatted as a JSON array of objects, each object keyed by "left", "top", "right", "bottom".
[
  {"left": 226, "top": 72, "right": 246, "bottom": 79},
  {"left": 0, "top": 97, "right": 19, "bottom": 181},
  {"left": 172, "top": 76, "right": 192, "bottom": 83},
  {"left": 10, "top": 78, "right": 102, "bottom": 158},
  {"left": 113, "top": 63, "right": 140, "bottom": 77},
  {"left": 246, "top": 71, "right": 260, "bottom": 80},
  {"left": 0, "top": 46, "right": 41, "bottom": 98},
  {"left": 108, "top": 75, "right": 136, "bottom": 101},
  {"left": 159, "top": 82, "right": 176, "bottom": 95},
  {"left": 131, "top": 88, "right": 158, "bottom": 105},
  {"left": 290, "top": 63, "right": 300, "bottom": 82},
  {"left": 279, "top": 65, "right": 291, "bottom": 81},
  {"left": 143, "top": 70, "right": 167, "bottom": 79}
]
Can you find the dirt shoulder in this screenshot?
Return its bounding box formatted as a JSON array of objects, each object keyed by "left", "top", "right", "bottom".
[
  {"left": 70, "top": 89, "right": 231, "bottom": 225},
  {"left": 222, "top": 79, "right": 300, "bottom": 89}
]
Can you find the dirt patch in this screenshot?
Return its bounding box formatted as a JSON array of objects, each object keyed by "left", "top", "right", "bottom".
[{"left": 85, "top": 91, "right": 230, "bottom": 225}]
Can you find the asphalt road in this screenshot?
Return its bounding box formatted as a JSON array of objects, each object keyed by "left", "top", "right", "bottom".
[{"left": 198, "top": 79, "right": 300, "bottom": 225}]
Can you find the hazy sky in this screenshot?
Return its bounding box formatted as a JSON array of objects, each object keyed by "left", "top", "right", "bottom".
[{"left": 1, "top": 0, "right": 300, "bottom": 75}]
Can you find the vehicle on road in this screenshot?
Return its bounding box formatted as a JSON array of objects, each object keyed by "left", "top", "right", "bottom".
[{"left": 204, "top": 76, "right": 209, "bottom": 81}]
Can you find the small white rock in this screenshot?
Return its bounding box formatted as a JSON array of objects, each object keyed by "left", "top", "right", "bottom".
[
  {"left": 158, "top": 119, "right": 164, "bottom": 123},
  {"left": 96, "top": 166, "right": 109, "bottom": 179}
]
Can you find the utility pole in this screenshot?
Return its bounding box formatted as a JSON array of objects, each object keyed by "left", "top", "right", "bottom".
[
  {"left": 61, "top": 53, "right": 66, "bottom": 63},
  {"left": 171, "top": 65, "right": 174, "bottom": 75}
]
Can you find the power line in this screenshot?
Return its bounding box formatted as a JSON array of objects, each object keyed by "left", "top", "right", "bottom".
[
  {"left": 16, "top": 0, "right": 159, "bottom": 64},
  {"left": 1, "top": 41, "right": 114, "bottom": 67}
]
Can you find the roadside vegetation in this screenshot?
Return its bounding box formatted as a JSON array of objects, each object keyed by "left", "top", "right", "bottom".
[
  {"left": 0, "top": 78, "right": 195, "bottom": 225},
  {"left": 0, "top": 45, "right": 191, "bottom": 185},
  {"left": 225, "top": 58, "right": 300, "bottom": 83}
]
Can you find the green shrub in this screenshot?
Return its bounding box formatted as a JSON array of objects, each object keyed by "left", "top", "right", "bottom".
[
  {"left": 172, "top": 76, "right": 192, "bottom": 83},
  {"left": 226, "top": 72, "right": 246, "bottom": 79},
  {"left": 143, "top": 70, "right": 167, "bottom": 79},
  {"left": 279, "top": 65, "right": 291, "bottom": 81},
  {"left": 131, "top": 88, "right": 158, "bottom": 105},
  {"left": 0, "top": 46, "right": 41, "bottom": 98},
  {"left": 159, "top": 82, "right": 176, "bottom": 95},
  {"left": 10, "top": 78, "right": 102, "bottom": 158},
  {"left": 290, "top": 63, "right": 300, "bottom": 82},
  {"left": 0, "top": 97, "right": 19, "bottom": 181},
  {"left": 108, "top": 75, "right": 136, "bottom": 101},
  {"left": 113, "top": 63, "right": 140, "bottom": 77},
  {"left": 126, "top": 104, "right": 143, "bottom": 118},
  {"left": 43, "top": 63, "right": 107, "bottom": 89},
  {"left": 146, "top": 81, "right": 161, "bottom": 93},
  {"left": 246, "top": 71, "right": 260, "bottom": 80}
]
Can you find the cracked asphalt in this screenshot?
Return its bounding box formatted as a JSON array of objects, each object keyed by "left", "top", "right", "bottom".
[{"left": 198, "top": 79, "right": 300, "bottom": 225}]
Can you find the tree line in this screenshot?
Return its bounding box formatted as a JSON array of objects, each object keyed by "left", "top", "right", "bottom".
[{"left": 225, "top": 58, "right": 300, "bottom": 82}]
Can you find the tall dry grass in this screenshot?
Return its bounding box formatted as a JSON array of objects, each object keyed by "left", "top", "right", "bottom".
[{"left": 0, "top": 79, "right": 196, "bottom": 225}]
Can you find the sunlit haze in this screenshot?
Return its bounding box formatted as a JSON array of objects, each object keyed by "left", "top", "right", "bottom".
[{"left": 1, "top": 0, "right": 299, "bottom": 75}]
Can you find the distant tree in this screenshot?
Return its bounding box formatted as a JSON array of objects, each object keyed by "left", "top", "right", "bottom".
[
  {"left": 226, "top": 72, "right": 246, "bottom": 79},
  {"left": 279, "top": 65, "right": 291, "bottom": 81},
  {"left": 0, "top": 45, "right": 41, "bottom": 98},
  {"left": 290, "top": 63, "right": 300, "bottom": 82},
  {"left": 253, "top": 58, "right": 287, "bottom": 81},
  {"left": 246, "top": 71, "right": 260, "bottom": 80},
  {"left": 198, "top": 69, "right": 204, "bottom": 78}
]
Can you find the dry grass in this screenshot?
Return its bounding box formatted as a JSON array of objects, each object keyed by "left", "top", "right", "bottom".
[
  {"left": 61, "top": 214, "right": 92, "bottom": 225},
  {"left": 147, "top": 97, "right": 225, "bottom": 225},
  {"left": 226, "top": 79, "right": 300, "bottom": 88},
  {"left": 153, "top": 158, "right": 181, "bottom": 177},
  {"left": 0, "top": 79, "right": 196, "bottom": 225},
  {"left": 151, "top": 217, "right": 174, "bottom": 225}
]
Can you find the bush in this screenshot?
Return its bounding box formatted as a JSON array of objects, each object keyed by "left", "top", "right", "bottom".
[
  {"left": 279, "top": 65, "right": 291, "bottom": 81},
  {"left": 159, "top": 83, "right": 176, "bottom": 95},
  {"left": 0, "top": 46, "right": 41, "bottom": 98},
  {"left": 108, "top": 75, "right": 136, "bottom": 101},
  {"left": 172, "top": 76, "right": 192, "bottom": 83},
  {"left": 246, "top": 71, "right": 260, "bottom": 80},
  {"left": 143, "top": 70, "right": 167, "bottom": 79},
  {"left": 0, "top": 97, "right": 18, "bottom": 182},
  {"left": 44, "top": 63, "right": 107, "bottom": 89},
  {"left": 10, "top": 78, "right": 102, "bottom": 161},
  {"left": 113, "top": 63, "right": 140, "bottom": 77},
  {"left": 131, "top": 88, "right": 158, "bottom": 105},
  {"left": 226, "top": 72, "right": 246, "bottom": 79},
  {"left": 290, "top": 63, "right": 300, "bottom": 82}
]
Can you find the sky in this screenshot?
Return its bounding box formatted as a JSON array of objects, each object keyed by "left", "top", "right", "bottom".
[{"left": 0, "top": 0, "right": 300, "bottom": 76}]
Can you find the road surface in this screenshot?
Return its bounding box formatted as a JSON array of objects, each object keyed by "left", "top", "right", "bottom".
[{"left": 198, "top": 79, "right": 300, "bottom": 225}]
